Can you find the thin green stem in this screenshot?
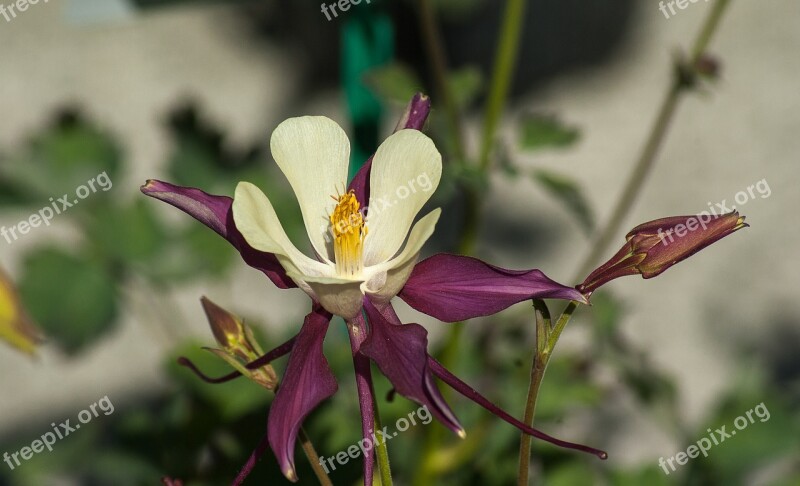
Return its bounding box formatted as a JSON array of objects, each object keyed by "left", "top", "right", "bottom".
[
  {"left": 577, "top": 0, "right": 733, "bottom": 279},
  {"left": 299, "top": 427, "right": 334, "bottom": 486},
  {"left": 690, "top": 0, "right": 731, "bottom": 62},
  {"left": 546, "top": 301, "right": 578, "bottom": 353},
  {"left": 374, "top": 412, "right": 393, "bottom": 486},
  {"left": 478, "top": 0, "right": 526, "bottom": 171},
  {"left": 517, "top": 301, "right": 551, "bottom": 485},
  {"left": 417, "top": 0, "right": 465, "bottom": 160},
  {"left": 517, "top": 356, "right": 547, "bottom": 485},
  {"left": 458, "top": 190, "right": 481, "bottom": 256}
]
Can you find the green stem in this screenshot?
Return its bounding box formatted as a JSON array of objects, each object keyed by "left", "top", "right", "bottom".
[
  {"left": 517, "top": 301, "right": 551, "bottom": 485},
  {"left": 546, "top": 301, "right": 578, "bottom": 352},
  {"left": 458, "top": 190, "right": 481, "bottom": 256},
  {"left": 515, "top": 4, "right": 735, "bottom": 484},
  {"left": 374, "top": 412, "right": 393, "bottom": 486},
  {"left": 417, "top": 0, "right": 465, "bottom": 160},
  {"left": 299, "top": 427, "right": 334, "bottom": 486},
  {"left": 690, "top": 0, "right": 731, "bottom": 61},
  {"left": 478, "top": 0, "right": 526, "bottom": 171},
  {"left": 577, "top": 0, "right": 733, "bottom": 278},
  {"left": 515, "top": 301, "right": 580, "bottom": 485},
  {"left": 414, "top": 2, "right": 530, "bottom": 485}
]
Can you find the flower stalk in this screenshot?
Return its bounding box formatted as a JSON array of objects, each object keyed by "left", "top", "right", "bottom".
[
  {"left": 577, "top": 0, "right": 733, "bottom": 278},
  {"left": 518, "top": 3, "right": 735, "bottom": 483}
]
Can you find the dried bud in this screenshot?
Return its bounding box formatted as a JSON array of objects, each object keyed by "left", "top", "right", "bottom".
[
  {"left": 201, "top": 297, "right": 278, "bottom": 390},
  {"left": 578, "top": 212, "right": 747, "bottom": 295}
]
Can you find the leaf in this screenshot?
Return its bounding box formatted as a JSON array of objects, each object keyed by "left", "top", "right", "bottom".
[
  {"left": 533, "top": 170, "right": 594, "bottom": 234},
  {"left": 86, "top": 199, "right": 168, "bottom": 265},
  {"left": 519, "top": 114, "right": 580, "bottom": 151},
  {"left": 0, "top": 267, "right": 43, "bottom": 354},
  {"left": 17, "top": 248, "right": 118, "bottom": 354},
  {"left": 2, "top": 110, "right": 122, "bottom": 201},
  {"left": 447, "top": 66, "right": 483, "bottom": 109},
  {"left": 363, "top": 63, "right": 423, "bottom": 104}
]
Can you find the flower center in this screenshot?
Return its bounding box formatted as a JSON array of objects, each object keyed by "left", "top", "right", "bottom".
[{"left": 329, "top": 190, "right": 367, "bottom": 277}]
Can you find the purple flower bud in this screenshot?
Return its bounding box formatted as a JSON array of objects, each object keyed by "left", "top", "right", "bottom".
[{"left": 578, "top": 212, "right": 747, "bottom": 294}]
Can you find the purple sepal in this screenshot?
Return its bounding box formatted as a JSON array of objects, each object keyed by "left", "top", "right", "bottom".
[
  {"left": 141, "top": 180, "right": 295, "bottom": 289},
  {"left": 359, "top": 299, "right": 464, "bottom": 436},
  {"left": 400, "top": 254, "right": 587, "bottom": 322},
  {"left": 267, "top": 306, "right": 337, "bottom": 482}
]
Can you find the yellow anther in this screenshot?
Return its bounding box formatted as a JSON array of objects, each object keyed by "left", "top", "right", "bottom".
[{"left": 329, "top": 191, "right": 367, "bottom": 277}]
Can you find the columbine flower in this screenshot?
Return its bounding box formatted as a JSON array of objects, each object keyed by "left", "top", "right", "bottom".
[
  {"left": 142, "top": 94, "right": 606, "bottom": 484},
  {"left": 578, "top": 211, "right": 747, "bottom": 295}
]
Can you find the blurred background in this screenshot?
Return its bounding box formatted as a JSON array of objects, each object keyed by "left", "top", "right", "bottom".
[{"left": 0, "top": 0, "right": 798, "bottom": 484}]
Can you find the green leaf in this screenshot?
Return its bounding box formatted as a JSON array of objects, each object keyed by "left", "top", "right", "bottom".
[
  {"left": 17, "top": 248, "right": 118, "bottom": 354},
  {"left": 2, "top": 111, "right": 122, "bottom": 201},
  {"left": 519, "top": 114, "right": 580, "bottom": 151},
  {"left": 533, "top": 170, "right": 594, "bottom": 234},
  {"left": 448, "top": 66, "right": 484, "bottom": 109},
  {"left": 86, "top": 199, "right": 168, "bottom": 265},
  {"left": 363, "top": 63, "right": 423, "bottom": 104}
]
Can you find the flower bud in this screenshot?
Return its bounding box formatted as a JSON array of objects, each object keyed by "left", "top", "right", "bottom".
[
  {"left": 201, "top": 297, "right": 278, "bottom": 390},
  {"left": 578, "top": 212, "right": 747, "bottom": 295}
]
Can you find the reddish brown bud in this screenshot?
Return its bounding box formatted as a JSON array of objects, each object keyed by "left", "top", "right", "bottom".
[
  {"left": 578, "top": 212, "right": 747, "bottom": 295},
  {"left": 200, "top": 297, "right": 278, "bottom": 390}
]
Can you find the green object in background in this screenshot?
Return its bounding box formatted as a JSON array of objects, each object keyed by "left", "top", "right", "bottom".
[{"left": 342, "top": 2, "right": 394, "bottom": 180}]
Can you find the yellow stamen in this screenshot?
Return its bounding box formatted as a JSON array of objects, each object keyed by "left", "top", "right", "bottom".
[{"left": 329, "top": 190, "right": 367, "bottom": 277}]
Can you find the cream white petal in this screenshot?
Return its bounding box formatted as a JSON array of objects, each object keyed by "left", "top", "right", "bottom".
[
  {"left": 365, "top": 208, "right": 441, "bottom": 303},
  {"left": 289, "top": 273, "right": 365, "bottom": 320},
  {"left": 363, "top": 130, "right": 442, "bottom": 266},
  {"left": 233, "top": 181, "right": 332, "bottom": 279},
  {"left": 270, "top": 116, "right": 350, "bottom": 263}
]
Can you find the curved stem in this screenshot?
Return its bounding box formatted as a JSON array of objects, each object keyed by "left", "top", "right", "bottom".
[
  {"left": 517, "top": 301, "right": 551, "bottom": 484},
  {"left": 478, "top": 0, "right": 527, "bottom": 171},
  {"left": 429, "top": 356, "right": 607, "bottom": 459},
  {"left": 546, "top": 301, "right": 578, "bottom": 353}
]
